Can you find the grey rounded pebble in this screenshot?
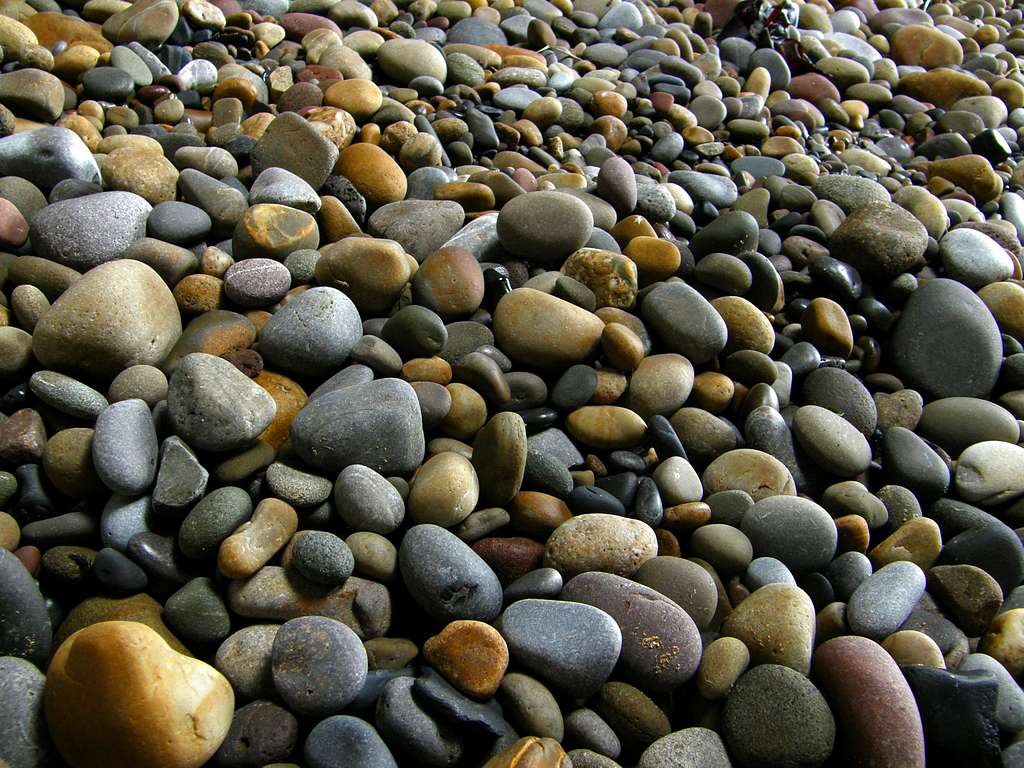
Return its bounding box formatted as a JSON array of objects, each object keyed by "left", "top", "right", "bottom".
[
  {"left": 566, "top": 708, "right": 621, "bottom": 759},
  {"left": 376, "top": 676, "right": 463, "bottom": 766},
  {"left": 290, "top": 378, "right": 425, "bottom": 476},
  {"left": 305, "top": 715, "right": 398, "bottom": 768},
  {"left": 108, "top": 364, "right": 168, "bottom": 407},
  {"left": 496, "top": 191, "right": 594, "bottom": 264},
  {"left": 100, "top": 494, "right": 154, "bottom": 551},
  {"left": 741, "top": 495, "right": 837, "bottom": 575},
  {"left": 291, "top": 530, "right": 354, "bottom": 585},
  {"left": 497, "top": 598, "right": 621, "bottom": 697},
  {"left": 641, "top": 282, "right": 728, "bottom": 365},
  {"left": 29, "top": 191, "right": 151, "bottom": 271},
  {"left": 216, "top": 624, "right": 279, "bottom": 701},
  {"left": 92, "top": 398, "right": 158, "bottom": 496},
  {"left": 847, "top": 560, "right": 927, "bottom": 640},
  {"left": 224, "top": 258, "right": 292, "bottom": 308},
  {"left": 399, "top": 524, "right": 502, "bottom": 623},
  {"left": 214, "top": 699, "right": 298, "bottom": 768},
  {"left": 960, "top": 653, "right": 1024, "bottom": 732},
  {"left": 0, "top": 656, "right": 50, "bottom": 768},
  {"left": 892, "top": 278, "right": 1003, "bottom": 399},
  {"left": 265, "top": 461, "right": 332, "bottom": 509},
  {"left": 723, "top": 664, "right": 835, "bottom": 768},
  {"left": 0, "top": 549, "right": 52, "bottom": 665},
  {"left": 744, "top": 557, "right": 797, "bottom": 590},
  {"left": 259, "top": 286, "right": 362, "bottom": 376},
  {"left": 334, "top": 464, "right": 406, "bottom": 534},
  {"left": 793, "top": 405, "right": 872, "bottom": 478},
  {"left": 0, "top": 126, "right": 101, "bottom": 191},
  {"left": 638, "top": 727, "right": 732, "bottom": 768},
  {"left": 939, "top": 228, "right": 1013, "bottom": 289},
  {"left": 29, "top": 370, "right": 108, "bottom": 419},
  {"left": 164, "top": 576, "right": 231, "bottom": 644},
  {"left": 178, "top": 486, "right": 254, "bottom": 560},
  {"left": 167, "top": 353, "right": 277, "bottom": 453},
  {"left": 272, "top": 616, "right": 368, "bottom": 716}
]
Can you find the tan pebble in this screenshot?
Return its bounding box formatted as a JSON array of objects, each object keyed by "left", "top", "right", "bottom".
[
  {"left": 712, "top": 296, "right": 774, "bottom": 354},
  {"left": 423, "top": 620, "right": 509, "bottom": 699},
  {"left": 173, "top": 273, "right": 223, "bottom": 314},
  {"left": 441, "top": 382, "right": 487, "bottom": 440},
  {"left": 44, "top": 621, "right": 233, "bottom": 768},
  {"left": 721, "top": 583, "right": 815, "bottom": 674},
  {"left": 624, "top": 236, "right": 681, "bottom": 286},
  {"left": 882, "top": 630, "right": 946, "bottom": 668},
  {"left": 42, "top": 428, "right": 103, "bottom": 499},
  {"left": 315, "top": 237, "right": 411, "bottom": 315},
  {"left": 566, "top": 405, "right": 647, "bottom": 450},
  {"left": 802, "top": 297, "right": 853, "bottom": 357},
  {"left": 697, "top": 635, "right": 750, "bottom": 700},
  {"left": 483, "top": 736, "right": 568, "bottom": 768},
  {"left": 627, "top": 353, "right": 694, "bottom": 419},
  {"left": 509, "top": 491, "right": 571, "bottom": 536},
  {"left": 544, "top": 513, "right": 657, "bottom": 577},
  {"left": 980, "top": 282, "right": 1024, "bottom": 341},
  {"left": 218, "top": 498, "right": 298, "bottom": 579},
  {"left": 493, "top": 288, "right": 604, "bottom": 368},
  {"left": 689, "top": 371, "right": 735, "bottom": 413},
  {"left": 408, "top": 451, "right": 479, "bottom": 528},
  {"left": 0, "top": 510, "right": 19, "bottom": 551},
  {"left": 601, "top": 322, "right": 644, "bottom": 371},
  {"left": 402, "top": 357, "right": 452, "bottom": 385},
  {"left": 701, "top": 449, "right": 796, "bottom": 500},
  {"left": 561, "top": 248, "right": 639, "bottom": 310},
  {"left": 335, "top": 142, "right": 407, "bottom": 207},
  {"left": 980, "top": 608, "right": 1024, "bottom": 676},
  {"left": 869, "top": 517, "right": 941, "bottom": 569}
]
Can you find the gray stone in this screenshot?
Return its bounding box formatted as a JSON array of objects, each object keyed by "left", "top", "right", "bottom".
[
  {"left": 741, "top": 495, "right": 837, "bottom": 575},
  {"left": 639, "top": 728, "right": 731, "bottom": 768},
  {"left": 0, "top": 127, "right": 101, "bottom": 191},
  {"left": 291, "top": 378, "right": 424, "bottom": 476},
  {"left": 272, "top": 616, "right": 368, "bottom": 716},
  {"left": 265, "top": 462, "right": 332, "bottom": 509},
  {"left": 0, "top": 549, "right": 52, "bottom": 665},
  {"left": 259, "top": 287, "right": 361, "bottom": 377},
  {"left": 960, "top": 653, "right": 1024, "bottom": 732},
  {"left": 918, "top": 397, "right": 1020, "bottom": 456},
  {"left": 164, "top": 577, "right": 231, "bottom": 644},
  {"left": 152, "top": 436, "right": 208, "bottom": 514},
  {"left": 399, "top": 524, "right": 503, "bottom": 623},
  {"left": 497, "top": 598, "right": 621, "bottom": 697},
  {"left": 93, "top": 398, "right": 158, "bottom": 496},
  {"left": 940, "top": 228, "right": 1014, "bottom": 289},
  {"left": 667, "top": 171, "right": 737, "bottom": 208},
  {"left": 847, "top": 561, "right": 926, "bottom": 639},
  {"left": 305, "top": 715, "right": 397, "bottom": 768},
  {"left": 892, "top": 278, "right": 1002, "bottom": 399},
  {"left": 249, "top": 166, "right": 321, "bottom": 213},
  {"left": 722, "top": 665, "right": 835, "bottom": 768},
  {"left": 100, "top": 494, "right": 154, "bottom": 552},
  {"left": 167, "top": 353, "right": 277, "bottom": 452},
  {"left": 215, "top": 624, "right": 278, "bottom": 700},
  {"left": 829, "top": 201, "right": 928, "bottom": 281},
  {"left": 641, "top": 282, "right": 727, "bottom": 365},
  {"left": 0, "top": 656, "right": 50, "bottom": 768},
  {"left": 29, "top": 370, "right": 108, "bottom": 419},
  {"left": 251, "top": 112, "right": 339, "bottom": 189},
  {"left": 29, "top": 191, "right": 151, "bottom": 271},
  {"left": 178, "top": 486, "right": 253, "bottom": 560},
  {"left": 793, "top": 405, "right": 872, "bottom": 478},
  {"left": 497, "top": 191, "right": 594, "bottom": 264},
  {"left": 334, "top": 464, "right": 406, "bottom": 534},
  {"left": 376, "top": 676, "right": 463, "bottom": 766}
]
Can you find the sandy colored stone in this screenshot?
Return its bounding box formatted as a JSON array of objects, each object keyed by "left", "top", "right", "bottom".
[
  {"left": 701, "top": 449, "right": 797, "bottom": 500},
  {"left": 218, "top": 498, "right": 298, "bottom": 580},
  {"left": 316, "top": 237, "right": 411, "bottom": 315},
  {"left": 900, "top": 69, "right": 990, "bottom": 109},
  {"left": 927, "top": 155, "right": 1003, "bottom": 203},
  {"left": 712, "top": 296, "right": 774, "bottom": 355},
  {"left": 980, "top": 608, "right": 1024, "bottom": 677},
  {"left": 483, "top": 736, "right": 568, "bottom": 768},
  {"left": 544, "top": 513, "right": 657, "bottom": 577},
  {"left": 891, "top": 24, "right": 963, "bottom": 68},
  {"left": 494, "top": 288, "right": 604, "bottom": 367},
  {"left": 980, "top": 281, "right": 1024, "bottom": 341},
  {"left": 323, "top": 79, "right": 383, "bottom": 121},
  {"left": 423, "top": 619, "right": 509, "bottom": 699},
  {"left": 722, "top": 583, "right": 816, "bottom": 675},
  {"left": 408, "top": 451, "right": 479, "bottom": 528},
  {"left": 101, "top": 146, "right": 178, "bottom": 205},
  {"left": 566, "top": 405, "right": 647, "bottom": 450},
  {"left": 561, "top": 248, "right": 639, "bottom": 309},
  {"left": 802, "top": 297, "right": 854, "bottom": 357},
  {"left": 696, "top": 635, "right": 750, "bottom": 700},
  {"left": 44, "top": 621, "right": 233, "bottom": 768},
  {"left": 335, "top": 142, "right": 407, "bottom": 207},
  {"left": 881, "top": 630, "right": 945, "bottom": 668},
  {"left": 33, "top": 260, "right": 181, "bottom": 380},
  {"left": 23, "top": 12, "right": 112, "bottom": 53},
  {"left": 869, "top": 517, "right": 941, "bottom": 570}
]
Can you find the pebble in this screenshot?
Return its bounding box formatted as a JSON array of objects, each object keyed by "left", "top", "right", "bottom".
[
  {"left": 44, "top": 621, "right": 234, "bottom": 768},
  {"left": 305, "top": 716, "right": 397, "bottom": 768},
  {"left": 497, "top": 598, "right": 621, "bottom": 698},
  {"left": 847, "top": 561, "right": 927, "bottom": 640},
  {"left": 272, "top": 616, "right": 367, "bottom": 716},
  {"left": 0, "top": 548, "right": 52, "bottom": 665},
  {"left": 92, "top": 399, "right": 158, "bottom": 496},
  {"left": 723, "top": 664, "right": 835, "bottom": 768}
]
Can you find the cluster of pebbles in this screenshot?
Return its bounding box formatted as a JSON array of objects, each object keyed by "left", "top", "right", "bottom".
[{"left": 3, "top": 0, "right": 1024, "bottom": 764}]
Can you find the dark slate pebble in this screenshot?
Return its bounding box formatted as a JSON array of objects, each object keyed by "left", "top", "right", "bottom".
[
  {"left": 178, "top": 486, "right": 254, "bottom": 560},
  {"left": 933, "top": 499, "right": 1024, "bottom": 596},
  {"left": 569, "top": 485, "right": 626, "bottom": 516},
  {"left": 305, "top": 715, "right": 398, "bottom": 768},
  {"left": 290, "top": 530, "right": 354, "bottom": 585},
  {"left": 523, "top": 449, "right": 574, "bottom": 498},
  {"left": 801, "top": 367, "right": 877, "bottom": 436},
  {"left": 91, "top": 547, "right": 148, "bottom": 593},
  {"left": 164, "top": 576, "right": 231, "bottom": 644},
  {"left": 272, "top": 616, "right": 368, "bottom": 717},
  {"left": 414, "top": 668, "right": 511, "bottom": 739},
  {"left": 0, "top": 548, "right": 52, "bottom": 665},
  {"left": 214, "top": 700, "right": 299, "bottom": 768},
  {"left": 399, "top": 524, "right": 503, "bottom": 623},
  {"left": 376, "top": 676, "right": 463, "bottom": 767},
  {"left": 903, "top": 666, "right": 1001, "bottom": 768},
  {"left": 82, "top": 66, "right": 135, "bottom": 102},
  {"left": 881, "top": 427, "right": 950, "bottom": 501},
  {"left": 503, "top": 567, "right": 563, "bottom": 603},
  {"left": 147, "top": 200, "right": 212, "bottom": 245},
  {"left": 891, "top": 278, "right": 1002, "bottom": 399}
]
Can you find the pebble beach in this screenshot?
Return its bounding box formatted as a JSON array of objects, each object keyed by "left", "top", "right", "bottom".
[{"left": 0, "top": 0, "right": 1023, "bottom": 765}]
